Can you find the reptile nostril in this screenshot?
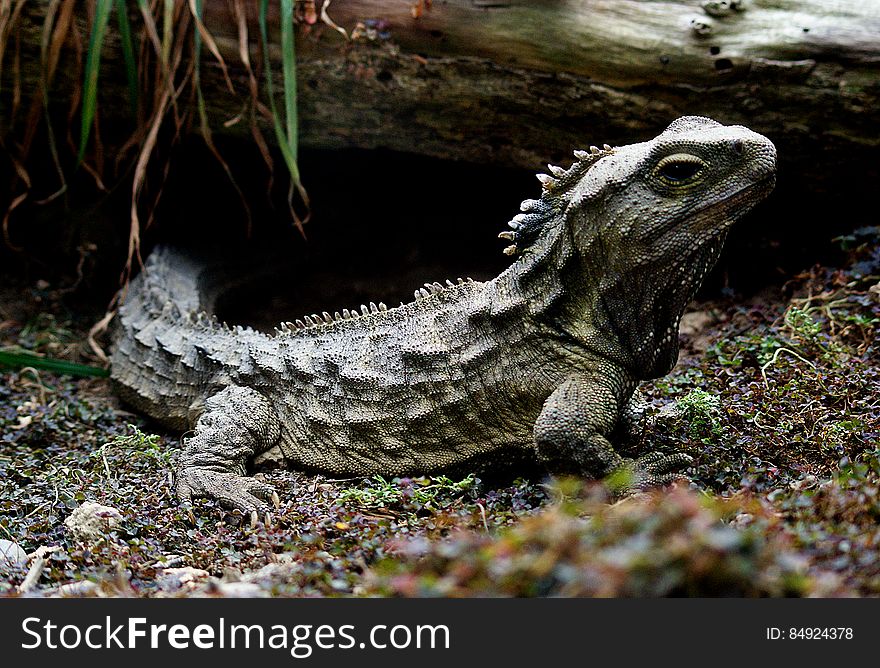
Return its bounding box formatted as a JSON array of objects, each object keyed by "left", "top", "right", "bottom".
[{"left": 732, "top": 138, "right": 745, "bottom": 156}]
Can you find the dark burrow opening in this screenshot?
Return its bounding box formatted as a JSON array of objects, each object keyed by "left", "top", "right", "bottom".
[
  {"left": 173, "top": 142, "right": 862, "bottom": 333},
  {"left": 1, "top": 132, "right": 869, "bottom": 332}
]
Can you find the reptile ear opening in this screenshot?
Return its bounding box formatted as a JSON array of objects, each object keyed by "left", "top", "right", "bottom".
[{"left": 654, "top": 154, "right": 707, "bottom": 185}]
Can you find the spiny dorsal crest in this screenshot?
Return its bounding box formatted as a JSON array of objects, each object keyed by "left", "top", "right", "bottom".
[
  {"left": 275, "top": 302, "right": 386, "bottom": 334},
  {"left": 412, "top": 277, "right": 473, "bottom": 301},
  {"left": 274, "top": 276, "right": 472, "bottom": 336},
  {"left": 499, "top": 144, "right": 615, "bottom": 256},
  {"left": 187, "top": 308, "right": 235, "bottom": 334}
]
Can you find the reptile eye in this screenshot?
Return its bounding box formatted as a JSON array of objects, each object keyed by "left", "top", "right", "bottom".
[
  {"left": 660, "top": 161, "right": 700, "bottom": 181},
  {"left": 655, "top": 154, "right": 706, "bottom": 185}
]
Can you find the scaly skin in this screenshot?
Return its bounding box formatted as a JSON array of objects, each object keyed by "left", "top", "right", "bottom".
[{"left": 110, "top": 116, "right": 777, "bottom": 515}]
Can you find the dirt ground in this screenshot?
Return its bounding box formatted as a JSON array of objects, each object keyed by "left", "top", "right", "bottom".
[{"left": 1, "top": 227, "right": 878, "bottom": 597}]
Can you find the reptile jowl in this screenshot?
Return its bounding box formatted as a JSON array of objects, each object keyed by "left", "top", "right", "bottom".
[{"left": 110, "top": 117, "right": 776, "bottom": 516}]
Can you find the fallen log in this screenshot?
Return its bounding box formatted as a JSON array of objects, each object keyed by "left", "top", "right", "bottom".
[
  {"left": 8, "top": 0, "right": 879, "bottom": 242},
  {"left": 210, "top": 0, "right": 880, "bottom": 178},
  {"left": 13, "top": 1, "right": 879, "bottom": 167}
]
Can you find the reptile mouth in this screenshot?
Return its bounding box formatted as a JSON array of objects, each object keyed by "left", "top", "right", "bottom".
[
  {"left": 741, "top": 173, "right": 776, "bottom": 199},
  {"left": 691, "top": 173, "right": 776, "bottom": 230},
  {"left": 644, "top": 174, "right": 775, "bottom": 246}
]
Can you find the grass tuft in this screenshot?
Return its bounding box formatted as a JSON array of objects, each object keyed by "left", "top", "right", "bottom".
[{"left": 3, "top": 2, "right": 315, "bottom": 282}]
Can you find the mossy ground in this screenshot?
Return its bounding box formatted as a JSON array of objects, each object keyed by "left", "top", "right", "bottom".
[{"left": 1, "top": 230, "right": 878, "bottom": 597}]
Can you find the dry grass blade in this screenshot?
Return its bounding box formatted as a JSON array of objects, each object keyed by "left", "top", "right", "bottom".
[
  {"left": 64, "top": 4, "right": 84, "bottom": 156},
  {"left": 35, "top": 0, "right": 68, "bottom": 205},
  {"left": 320, "top": 0, "right": 349, "bottom": 40},
  {"left": 11, "top": 9, "right": 21, "bottom": 121},
  {"left": 137, "top": 0, "right": 179, "bottom": 122},
  {"left": 136, "top": 0, "right": 163, "bottom": 64},
  {"left": 161, "top": 0, "right": 172, "bottom": 67},
  {"left": 127, "top": 0, "right": 196, "bottom": 272},
  {"left": 0, "top": 0, "right": 26, "bottom": 113},
  {"left": 80, "top": 109, "right": 108, "bottom": 191},
  {"left": 127, "top": 59, "right": 171, "bottom": 276},
  {"left": 187, "top": 0, "right": 234, "bottom": 93},
  {"left": 0, "top": 1, "right": 9, "bottom": 91},
  {"left": 46, "top": 0, "right": 75, "bottom": 78},
  {"left": 128, "top": 94, "right": 166, "bottom": 279},
  {"left": 0, "top": 2, "right": 30, "bottom": 248},
  {"left": 190, "top": 0, "right": 251, "bottom": 231},
  {"left": 0, "top": 0, "right": 26, "bottom": 134},
  {"left": 87, "top": 305, "right": 117, "bottom": 363},
  {"left": 0, "top": 139, "right": 29, "bottom": 250},
  {"left": 143, "top": 5, "right": 195, "bottom": 232},
  {"left": 233, "top": 0, "right": 274, "bottom": 191}
]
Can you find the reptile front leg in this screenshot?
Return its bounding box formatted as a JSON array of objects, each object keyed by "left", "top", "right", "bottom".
[
  {"left": 175, "top": 385, "right": 281, "bottom": 515},
  {"left": 533, "top": 373, "right": 691, "bottom": 488}
]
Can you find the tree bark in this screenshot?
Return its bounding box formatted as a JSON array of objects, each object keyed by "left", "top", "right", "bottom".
[
  {"left": 12, "top": 1, "right": 880, "bottom": 196},
  {"left": 206, "top": 1, "right": 880, "bottom": 172}
]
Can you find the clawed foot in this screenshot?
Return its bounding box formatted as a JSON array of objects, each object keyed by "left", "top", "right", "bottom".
[
  {"left": 176, "top": 467, "right": 281, "bottom": 523},
  {"left": 608, "top": 451, "right": 694, "bottom": 494}
]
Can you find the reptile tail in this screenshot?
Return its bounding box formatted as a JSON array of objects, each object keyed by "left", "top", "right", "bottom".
[{"left": 110, "top": 247, "right": 238, "bottom": 430}]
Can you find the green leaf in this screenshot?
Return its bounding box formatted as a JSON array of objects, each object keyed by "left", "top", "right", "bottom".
[
  {"left": 259, "top": 0, "right": 302, "bottom": 189},
  {"left": 0, "top": 349, "right": 109, "bottom": 378},
  {"left": 78, "top": 0, "right": 114, "bottom": 165},
  {"left": 114, "top": 0, "right": 138, "bottom": 116},
  {"left": 280, "top": 0, "right": 298, "bottom": 165}
]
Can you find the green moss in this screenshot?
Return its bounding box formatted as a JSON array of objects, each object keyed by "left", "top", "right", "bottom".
[
  {"left": 339, "top": 474, "right": 478, "bottom": 511},
  {"left": 675, "top": 389, "right": 723, "bottom": 440}
]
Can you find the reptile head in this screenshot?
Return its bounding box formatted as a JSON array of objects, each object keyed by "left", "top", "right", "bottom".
[
  {"left": 511, "top": 116, "right": 777, "bottom": 377},
  {"left": 567, "top": 116, "right": 776, "bottom": 265}
]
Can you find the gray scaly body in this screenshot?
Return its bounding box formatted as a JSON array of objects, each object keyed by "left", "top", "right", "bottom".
[{"left": 110, "top": 117, "right": 776, "bottom": 513}]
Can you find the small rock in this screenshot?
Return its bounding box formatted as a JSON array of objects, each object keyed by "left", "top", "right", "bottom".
[
  {"left": 162, "top": 566, "right": 210, "bottom": 583},
  {"left": 64, "top": 502, "right": 123, "bottom": 541},
  {"left": 0, "top": 540, "right": 27, "bottom": 569},
  {"left": 51, "top": 580, "right": 100, "bottom": 597},
  {"left": 656, "top": 402, "right": 682, "bottom": 420},
  {"left": 789, "top": 475, "right": 818, "bottom": 491},
  {"left": 212, "top": 581, "right": 269, "bottom": 598},
  {"left": 253, "top": 444, "right": 287, "bottom": 468},
  {"left": 11, "top": 415, "right": 33, "bottom": 430},
  {"left": 679, "top": 310, "right": 717, "bottom": 337},
  {"left": 242, "top": 562, "right": 302, "bottom": 587},
  {"left": 156, "top": 567, "right": 210, "bottom": 593},
  {"left": 731, "top": 512, "right": 754, "bottom": 528},
  {"left": 156, "top": 554, "right": 185, "bottom": 568}
]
